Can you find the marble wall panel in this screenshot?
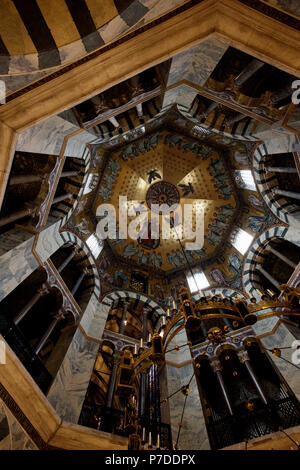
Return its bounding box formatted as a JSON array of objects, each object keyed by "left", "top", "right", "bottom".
[
  {"left": 64, "top": 131, "right": 97, "bottom": 158},
  {"left": 47, "top": 328, "right": 99, "bottom": 423},
  {"left": 260, "top": 323, "right": 300, "bottom": 401},
  {"left": 83, "top": 301, "right": 111, "bottom": 341},
  {"left": 35, "top": 220, "right": 65, "bottom": 263},
  {"left": 0, "top": 399, "right": 37, "bottom": 450},
  {"left": 16, "top": 115, "right": 80, "bottom": 156},
  {"left": 0, "top": 236, "right": 38, "bottom": 302},
  {"left": 165, "top": 328, "right": 210, "bottom": 450},
  {"left": 163, "top": 38, "right": 228, "bottom": 109}
]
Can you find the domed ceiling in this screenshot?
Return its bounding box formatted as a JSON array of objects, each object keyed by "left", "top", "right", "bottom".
[
  {"left": 66, "top": 108, "right": 277, "bottom": 291},
  {"left": 93, "top": 127, "right": 240, "bottom": 274}
]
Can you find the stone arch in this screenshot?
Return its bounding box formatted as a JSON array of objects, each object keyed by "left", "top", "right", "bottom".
[
  {"left": 101, "top": 290, "right": 166, "bottom": 316},
  {"left": 214, "top": 342, "right": 239, "bottom": 357},
  {"left": 1, "top": 1, "right": 156, "bottom": 75},
  {"left": 242, "top": 225, "right": 289, "bottom": 298},
  {"left": 59, "top": 229, "right": 101, "bottom": 302},
  {"left": 59, "top": 146, "right": 92, "bottom": 226},
  {"left": 192, "top": 286, "right": 248, "bottom": 300},
  {"left": 252, "top": 143, "right": 299, "bottom": 224}
]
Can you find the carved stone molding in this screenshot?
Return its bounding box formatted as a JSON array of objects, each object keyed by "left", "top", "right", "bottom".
[
  {"left": 210, "top": 358, "right": 222, "bottom": 373},
  {"left": 102, "top": 329, "right": 139, "bottom": 352},
  {"left": 36, "top": 157, "right": 65, "bottom": 231},
  {"left": 0, "top": 382, "right": 58, "bottom": 450},
  {"left": 43, "top": 260, "right": 81, "bottom": 323}
]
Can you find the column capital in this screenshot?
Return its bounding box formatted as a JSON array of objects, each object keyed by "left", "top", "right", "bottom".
[
  {"left": 113, "top": 350, "right": 124, "bottom": 365},
  {"left": 37, "top": 283, "right": 50, "bottom": 296},
  {"left": 237, "top": 349, "right": 250, "bottom": 364},
  {"left": 142, "top": 306, "right": 152, "bottom": 316},
  {"left": 53, "top": 309, "right": 65, "bottom": 322},
  {"left": 210, "top": 358, "right": 222, "bottom": 373}
]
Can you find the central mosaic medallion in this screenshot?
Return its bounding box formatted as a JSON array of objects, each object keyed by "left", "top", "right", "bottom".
[{"left": 146, "top": 181, "right": 180, "bottom": 214}]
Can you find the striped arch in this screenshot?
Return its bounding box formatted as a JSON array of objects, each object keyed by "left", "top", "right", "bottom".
[
  {"left": 101, "top": 290, "right": 166, "bottom": 317},
  {"left": 80, "top": 289, "right": 166, "bottom": 341},
  {"left": 252, "top": 143, "right": 297, "bottom": 224},
  {"left": 59, "top": 229, "right": 101, "bottom": 301},
  {"left": 242, "top": 225, "right": 289, "bottom": 297},
  {"left": 192, "top": 286, "right": 248, "bottom": 300},
  {"left": 60, "top": 145, "right": 91, "bottom": 225},
  {"left": 174, "top": 105, "right": 260, "bottom": 144},
  {"left": 188, "top": 99, "right": 259, "bottom": 141},
  {"left": 2, "top": 1, "right": 157, "bottom": 75}
]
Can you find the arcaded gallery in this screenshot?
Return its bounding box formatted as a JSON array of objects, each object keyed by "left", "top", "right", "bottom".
[{"left": 0, "top": 0, "right": 300, "bottom": 452}]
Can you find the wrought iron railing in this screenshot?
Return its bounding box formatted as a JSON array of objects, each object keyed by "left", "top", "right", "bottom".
[
  {"left": 78, "top": 403, "right": 172, "bottom": 449},
  {"left": 207, "top": 396, "right": 300, "bottom": 449},
  {"left": 0, "top": 314, "right": 52, "bottom": 394}
]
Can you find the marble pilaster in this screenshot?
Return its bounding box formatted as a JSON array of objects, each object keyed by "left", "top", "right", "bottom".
[
  {"left": 259, "top": 323, "right": 300, "bottom": 401},
  {"left": 0, "top": 236, "right": 38, "bottom": 302},
  {"left": 47, "top": 328, "right": 99, "bottom": 423},
  {"left": 165, "top": 329, "right": 210, "bottom": 450},
  {"left": 163, "top": 38, "right": 228, "bottom": 110}
]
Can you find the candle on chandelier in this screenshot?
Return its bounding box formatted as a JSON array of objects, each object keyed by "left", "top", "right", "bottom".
[
  {"left": 140, "top": 338, "right": 144, "bottom": 349},
  {"left": 162, "top": 316, "right": 166, "bottom": 326},
  {"left": 149, "top": 431, "right": 152, "bottom": 447},
  {"left": 167, "top": 308, "right": 171, "bottom": 317},
  {"left": 172, "top": 299, "right": 176, "bottom": 310},
  {"left": 157, "top": 434, "right": 160, "bottom": 449},
  {"left": 148, "top": 333, "right": 152, "bottom": 343},
  {"left": 134, "top": 344, "right": 138, "bottom": 355}
]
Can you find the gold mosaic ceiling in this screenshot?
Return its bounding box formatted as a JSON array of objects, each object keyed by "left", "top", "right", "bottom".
[{"left": 93, "top": 129, "right": 240, "bottom": 274}]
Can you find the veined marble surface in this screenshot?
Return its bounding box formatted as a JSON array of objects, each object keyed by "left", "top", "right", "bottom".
[
  {"left": 47, "top": 328, "right": 99, "bottom": 423},
  {"left": 163, "top": 38, "right": 228, "bottom": 109},
  {"left": 0, "top": 400, "right": 37, "bottom": 450},
  {"left": 16, "top": 115, "right": 80, "bottom": 156},
  {"left": 261, "top": 323, "right": 300, "bottom": 401},
  {"left": 0, "top": 236, "right": 38, "bottom": 302},
  {"left": 65, "top": 131, "right": 97, "bottom": 158},
  {"left": 166, "top": 329, "right": 210, "bottom": 450},
  {"left": 35, "top": 220, "right": 65, "bottom": 263},
  {"left": 80, "top": 298, "right": 111, "bottom": 341}
]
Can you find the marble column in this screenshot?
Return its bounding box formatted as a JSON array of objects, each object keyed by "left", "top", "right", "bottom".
[
  {"left": 200, "top": 321, "right": 207, "bottom": 338},
  {"left": 34, "top": 309, "right": 65, "bottom": 355},
  {"left": 210, "top": 359, "right": 234, "bottom": 416},
  {"left": 234, "top": 59, "right": 264, "bottom": 86},
  {"left": 237, "top": 350, "right": 268, "bottom": 405},
  {"left": 203, "top": 101, "right": 218, "bottom": 118},
  {"left": 52, "top": 193, "right": 73, "bottom": 205},
  {"left": 266, "top": 167, "right": 297, "bottom": 174},
  {"left": 71, "top": 269, "right": 86, "bottom": 297},
  {"left": 14, "top": 283, "right": 49, "bottom": 325},
  {"left": 119, "top": 301, "right": 129, "bottom": 336},
  {"left": 273, "top": 188, "right": 300, "bottom": 201},
  {"left": 271, "top": 84, "right": 293, "bottom": 103},
  {"left": 139, "top": 307, "right": 150, "bottom": 417},
  {"left": 0, "top": 207, "right": 35, "bottom": 228},
  {"left": 57, "top": 249, "right": 77, "bottom": 274},
  {"left": 106, "top": 350, "right": 123, "bottom": 408},
  {"left": 266, "top": 245, "right": 297, "bottom": 269},
  {"left": 225, "top": 113, "right": 245, "bottom": 127},
  {"left": 9, "top": 174, "right": 43, "bottom": 185},
  {"left": 256, "top": 264, "right": 281, "bottom": 290},
  {"left": 60, "top": 170, "right": 79, "bottom": 178}
]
